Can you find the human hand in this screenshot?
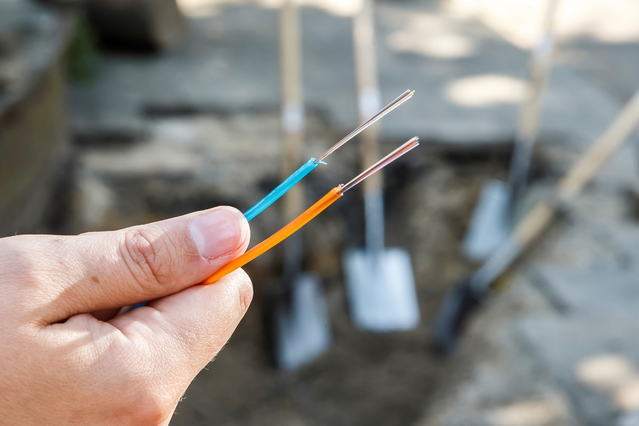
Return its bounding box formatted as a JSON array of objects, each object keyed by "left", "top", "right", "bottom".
[{"left": 0, "top": 207, "right": 252, "bottom": 425}]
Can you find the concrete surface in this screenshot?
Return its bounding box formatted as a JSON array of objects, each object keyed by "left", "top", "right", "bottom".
[
  {"left": 517, "top": 313, "right": 639, "bottom": 426},
  {"left": 534, "top": 265, "right": 639, "bottom": 319},
  {"left": 618, "top": 410, "right": 639, "bottom": 426}
]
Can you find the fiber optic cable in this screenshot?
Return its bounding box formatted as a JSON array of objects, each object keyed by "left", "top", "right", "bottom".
[
  {"left": 119, "top": 137, "right": 419, "bottom": 315},
  {"left": 243, "top": 89, "right": 414, "bottom": 221},
  {"left": 122, "top": 92, "right": 414, "bottom": 313},
  {"left": 204, "top": 137, "right": 419, "bottom": 284}
]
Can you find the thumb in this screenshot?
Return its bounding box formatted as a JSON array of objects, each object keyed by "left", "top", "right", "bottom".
[{"left": 26, "top": 207, "right": 250, "bottom": 323}]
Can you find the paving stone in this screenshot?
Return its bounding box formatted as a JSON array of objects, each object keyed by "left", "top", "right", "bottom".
[
  {"left": 516, "top": 313, "right": 639, "bottom": 426},
  {"left": 587, "top": 222, "right": 639, "bottom": 267},
  {"left": 413, "top": 277, "right": 580, "bottom": 426},
  {"left": 533, "top": 265, "right": 639, "bottom": 321},
  {"left": 82, "top": 143, "right": 202, "bottom": 178},
  {"left": 521, "top": 213, "right": 629, "bottom": 271},
  {"left": 618, "top": 410, "right": 639, "bottom": 426},
  {"left": 70, "top": 3, "right": 621, "bottom": 148}
]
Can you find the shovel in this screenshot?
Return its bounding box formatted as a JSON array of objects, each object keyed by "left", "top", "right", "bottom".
[
  {"left": 463, "top": 0, "right": 560, "bottom": 261},
  {"left": 343, "top": 0, "right": 420, "bottom": 331},
  {"left": 434, "top": 85, "right": 639, "bottom": 355},
  {"left": 271, "top": 0, "right": 331, "bottom": 370}
]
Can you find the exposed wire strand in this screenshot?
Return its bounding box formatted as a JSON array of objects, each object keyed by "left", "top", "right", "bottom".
[
  {"left": 340, "top": 137, "right": 419, "bottom": 193},
  {"left": 315, "top": 89, "right": 414, "bottom": 163}
]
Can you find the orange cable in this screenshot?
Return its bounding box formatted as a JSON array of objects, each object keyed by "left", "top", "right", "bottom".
[{"left": 203, "top": 187, "right": 343, "bottom": 284}]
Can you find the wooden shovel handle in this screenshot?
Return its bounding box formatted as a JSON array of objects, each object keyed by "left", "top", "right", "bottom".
[
  {"left": 514, "top": 87, "right": 639, "bottom": 249},
  {"left": 517, "top": 0, "right": 559, "bottom": 140},
  {"left": 556, "top": 89, "right": 639, "bottom": 200},
  {"left": 280, "top": 0, "right": 305, "bottom": 222},
  {"left": 353, "top": 0, "right": 382, "bottom": 193},
  {"left": 514, "top": 201, "right": 555, "bottom": 247}
]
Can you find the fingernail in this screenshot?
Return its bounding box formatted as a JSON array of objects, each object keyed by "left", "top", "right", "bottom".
[{"left": 190, "top": 208, "right": 248, "bottom": 260}]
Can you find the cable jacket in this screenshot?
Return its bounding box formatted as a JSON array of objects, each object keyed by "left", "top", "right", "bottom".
[
  {"left": 243, "top": 158, "right": 319, "bottom": 221},
  {"left": 203, "top": 187, "right": 342, "bottom": 284}
]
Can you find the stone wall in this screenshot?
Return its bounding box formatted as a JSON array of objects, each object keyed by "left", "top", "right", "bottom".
[{"left": 0, "top": 4, "right": 71, "bottom": 236}]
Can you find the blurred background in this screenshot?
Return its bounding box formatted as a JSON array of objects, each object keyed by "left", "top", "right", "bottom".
[{"left": 3, "top": 0, "right": 639, "bottom": 424}]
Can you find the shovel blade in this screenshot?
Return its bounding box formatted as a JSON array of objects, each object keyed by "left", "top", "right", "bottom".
[
  {"left": 463, "top": 179, "right": 510, "bottom": 261},
  {"left": 273, "top": 273, "right": 332, "bottom": 371},
  {"left": 343, "top": 248, "right": 420, "bottom": 331}
]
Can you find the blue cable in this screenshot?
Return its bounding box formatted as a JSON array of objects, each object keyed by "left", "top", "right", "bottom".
[{"left": 244, "top": 158, "right": 322, "bottom": 221}]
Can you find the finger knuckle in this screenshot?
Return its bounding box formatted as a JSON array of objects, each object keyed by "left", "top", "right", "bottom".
[
  {"left": 127, "top": 389, "right": 174, "bottom": 426},
  {"left": 121, "top": 228, "right": 171, "bottom": 295},
  {"left": 234, "top": 269, "right": 253, "bottom": 312}
]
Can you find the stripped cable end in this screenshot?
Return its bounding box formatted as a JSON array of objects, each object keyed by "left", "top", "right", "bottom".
[
  {"left": 340, "top": 137, "right": 419, "bottom": 194},
  {"left": 315, "top": 89, "right": 415, "bottom": 163}
]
